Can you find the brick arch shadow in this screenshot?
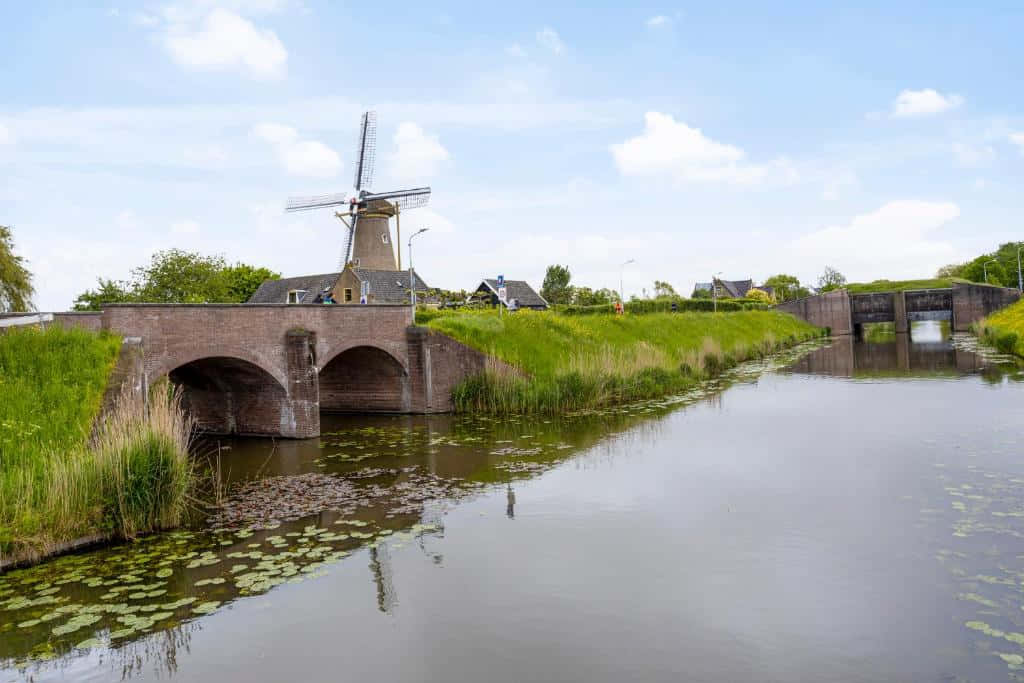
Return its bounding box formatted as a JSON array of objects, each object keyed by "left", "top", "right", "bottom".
[
  {"left": 159, "top": 350, "right": 291, "bottom": 436},
  {"left": 317, "top": 341, "right": 411, "bottom": 413}
]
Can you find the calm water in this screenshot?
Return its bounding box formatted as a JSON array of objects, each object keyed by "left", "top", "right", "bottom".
[{"left": 3, "top": 322, "right": 1024, "bottom": 682}]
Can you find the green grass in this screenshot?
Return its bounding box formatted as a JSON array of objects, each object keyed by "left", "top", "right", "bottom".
[
  {"left": 979, "top": 298, "right": 1024, "bottom": 357},
  {"left": 425, "top": 308, "right": 821, "bottom": 413},
  {"left": 0, "top": 326, "right": 193, "bottom": 563},
  {"left": 845, "top": 278, "right": 954, "bottom": 293}
]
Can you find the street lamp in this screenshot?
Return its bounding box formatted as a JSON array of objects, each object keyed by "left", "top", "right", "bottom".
[
  {"left": 408, "top": 228, "right": 429, "bottom": 308},
  {"left": 1017, "top": 245, "right": 1023, "bottom": 293},
  {"left": 984, "top": 259, "right": 998, "bottom": 284},
  {"left": 712, "top": 271, "right": 723, "bottom": 313},
  {"left": 620, "top": 259, "right": 635, "bottom": 305}
]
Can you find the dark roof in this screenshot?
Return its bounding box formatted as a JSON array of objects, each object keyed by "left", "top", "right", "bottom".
[
  {"left": 693, "top": 279, "right": 757, "bottom": 298},
  {"left": 351, "top": 268, "right": 429, "bottom": 304},
  {"left": 719, "top": 279, "right": 753, "bottom": 298},
  {"left": 248, "top": 273, "right": 340, "bottom": 303},
  {"left": 478, "top": 279, "right": 548, "bottom": 309}
]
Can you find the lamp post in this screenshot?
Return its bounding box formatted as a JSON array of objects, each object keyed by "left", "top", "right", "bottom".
[
  {"left": 712, "top": 271, "right": 723, "bottom": 313},
  {"left": 408, "top": 228, "right": 429, "bottom": 309},
  {"left": 1017, "top": 245, "right": 1023, "bottom": 293},
  {"left": 984, "top": 259, "right": 998, "bottom": 284},
  {"left": 620, "top": 259, "right": 635, "bottom": 305}
]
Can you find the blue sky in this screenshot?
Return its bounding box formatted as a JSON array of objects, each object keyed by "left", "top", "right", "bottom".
[{"left": 2, "top": 1, "right": 1023, "bottom": 309}]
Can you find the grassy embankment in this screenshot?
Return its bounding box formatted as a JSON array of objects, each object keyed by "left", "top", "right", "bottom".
[
  {"left": 845, "top": 278, "right": 954, "bottom": 293},
  {"left": 0, "top": 325, "right": 193, "bottom": 565},
  {"left": 978, "top": 298, "right": 1024, "bottom": 357},
  {"left": 423, "top": 308, "right": 821, "bottom": 413}
]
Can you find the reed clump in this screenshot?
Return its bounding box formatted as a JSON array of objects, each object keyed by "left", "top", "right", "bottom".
[
  {"left": 429, "top": 309, "right": 820, "bottom": 414},
  {"left": 0, "top": 326, "right": 194, "bottom": 565}
]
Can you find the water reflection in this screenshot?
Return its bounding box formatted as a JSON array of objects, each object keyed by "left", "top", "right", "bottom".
[{"left": 786, "top": 321, "right": 1018, "bottom": 379}]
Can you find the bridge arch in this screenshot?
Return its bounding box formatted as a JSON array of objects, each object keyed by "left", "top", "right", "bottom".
[
  {"left": 318, "top": 344, "right": 410, "bottom": 413},
  {"left": 167, "top": 355, "right": 290, "bottom": 435}
]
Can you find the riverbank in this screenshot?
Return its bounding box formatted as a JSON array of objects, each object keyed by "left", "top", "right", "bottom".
[
  {"left": 424, "top": 309, "right": 821, "bottom": 413},
  {"left": 0, "top": 326, "right": 194, "bottom": 568},
  {"left": 978, "top": 298, "right": 1024, "bottom": 357}
]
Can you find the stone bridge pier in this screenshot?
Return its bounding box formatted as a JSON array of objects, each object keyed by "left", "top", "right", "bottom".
[{"left": 99, "top": 304, "right": 504, "bottom": 438}]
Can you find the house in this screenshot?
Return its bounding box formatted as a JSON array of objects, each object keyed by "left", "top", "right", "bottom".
[
  {"left": 248, "top": 266, "right": 429, "bottom": 305},
  {"left": 249, "top": 273, "right": 341, "bottom": 304},
  {"left": 473, "top": 279, "right": 548, "bottom": 310},
  {"left": 332, "top": 266, "right": 429, "bottom": 305},
  {"left": 692, "top": 278, "right": 756, "bottom": 299}
]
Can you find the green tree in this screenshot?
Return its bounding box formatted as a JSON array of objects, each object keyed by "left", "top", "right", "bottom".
[
  {"left": 817, "top": 266, "right": 847, "bottom": 292},
  {"left": 72, "top": 250, "right": 280, "bottom": 310},
  {"left": 222, "top": 263, "right": 281, "bottom": 303},
  {"left": 762, "top": 274, "right": 809, "bottom": 302},
  {"left": 746, "top": 288, "right": 773, "bottom": 304},
  {"left": 691, "top": 286, "right": 712, "bottom": 299},
  {"left": 0, "top": 226, "right": 34, "bottom": 312},
  {"left": 72, "top": 279, "right": 134, "bottom": 311},
  {"left": 572, "top": 287, "right": 618, "bottom": 306},
  {"left": 961, "top": 257, "right": 1009, "bottom": 287},
  {"left": 652, "top": 280, "right": 677, "bottom": 298},
  {"left": 540, "top": 264, "right": 572, "bottom": 305}
]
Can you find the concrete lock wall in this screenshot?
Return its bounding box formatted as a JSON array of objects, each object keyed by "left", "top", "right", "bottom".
[
  {"left": 951, "top": 282, "right": 1021, "bottom": 332},
  {"left": 779, "top": 283, "right": 1020, "bottom": 336},
  {"left": 777, "top": 289, "right": 853, "bottom": 336}
]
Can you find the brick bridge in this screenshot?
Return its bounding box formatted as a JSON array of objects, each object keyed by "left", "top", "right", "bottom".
[
  {"left": 777, "top": 281, "right": 1020, "bottom": 337},
  {"left": 57, "top": 305, "right": 499, "bottom": 438}
]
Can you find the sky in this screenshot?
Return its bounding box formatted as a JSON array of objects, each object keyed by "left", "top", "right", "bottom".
[{"left": 2, "top": 1, "right": 1023, "bottom": 310}]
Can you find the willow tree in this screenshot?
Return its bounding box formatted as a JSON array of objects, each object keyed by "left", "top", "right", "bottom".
[{"left": 0, "top": 226, "right": 34, "bottom": 312}]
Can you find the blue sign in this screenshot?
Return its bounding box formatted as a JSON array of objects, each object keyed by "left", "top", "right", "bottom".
[{"left": 497, "top": 274, "right": 505, "bottom": 287}]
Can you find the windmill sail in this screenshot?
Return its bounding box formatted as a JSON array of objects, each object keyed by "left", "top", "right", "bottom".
[
  {"left": 340, "top": 213, "right": 357, "bottom": 268},
  {"left": 363, "top": 187, "right": 431, "bottom": 210},
  {"left": 353, "top": 111, "right": 377, "bottom": 192},
  {"left": 285, "top": 193, "right": 350, "bottom": 212}
]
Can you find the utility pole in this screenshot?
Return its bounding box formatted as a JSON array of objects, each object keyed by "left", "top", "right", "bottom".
[
  {"left": 712, "top": 271, "right": 722, "bottom": 313},
  {"left": 620, "top": 259, "right": 635, "bottom": 305},
  {"left": 984, "top": 259, "right": 998, "bottom": 284},
  {"left": 1017, "top": 244, "right": 1023, "bottom": 293},
  {"left": 408, "top": 228, "right": 429, "bottom": 310}
]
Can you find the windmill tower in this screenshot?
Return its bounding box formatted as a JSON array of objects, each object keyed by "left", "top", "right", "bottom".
[{"left": 285, "top": 111, "right": 431, "bottom": 271}]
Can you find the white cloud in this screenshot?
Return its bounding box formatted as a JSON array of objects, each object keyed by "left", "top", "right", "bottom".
[
  {"left": 646, "top": 15, "right": 670, "bottom": 27},
  {"left": 252, "top": 123, "right": 341, "bottom": 177},
  {"left": 171, "top": 219, "right": 200, "bottom": 234},
  {"left": 610, "top": 112, "right": 792, "bottom": 184},
  {"left": 0, "top": 123, "right": 12, "bottom": 145},
  {"left": 161, "top": 8, "right": 287, "bottom": 80},
  {"left": 391, "top": 122, "right": 450, "bottom": 180},
  {"left": 116, "top": 209, "right": 139, "bottom": 230},
  {"left": 791, "top": 200, "right": 961, "bottom": 281},
  {"left": 1010, "top": 132, "right": 1024, "bottom": 153},
  {"left": 506, "top": 43, "right": 527, "bottom": 58},
  {"left": 536, "top": 27, "right": 565, "bottom": 55},
  {"left": 890, "top": 89, "right": 964, "bottom": 118}
]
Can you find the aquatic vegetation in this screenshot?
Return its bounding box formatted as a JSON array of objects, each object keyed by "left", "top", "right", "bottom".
[{"left": 426, "top": 309, "right": 820, "bottom": 413}]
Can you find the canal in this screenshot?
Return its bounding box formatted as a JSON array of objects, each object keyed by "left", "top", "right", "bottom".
[{"left": 2, "top": 322, "right": 1024, "bottom": 682}]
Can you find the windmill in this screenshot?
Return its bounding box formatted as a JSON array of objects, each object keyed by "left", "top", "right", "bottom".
[{"left": 285, "top": 111, "right": 431, "bottom": 271}]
